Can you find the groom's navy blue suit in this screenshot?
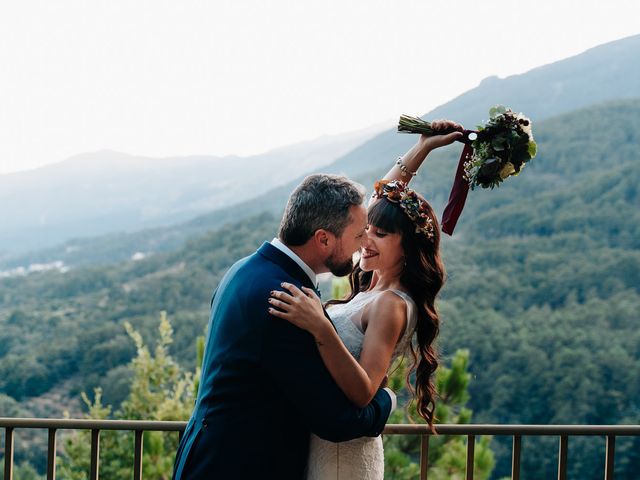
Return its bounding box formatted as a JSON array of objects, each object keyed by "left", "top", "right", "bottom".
[{"left": 172, "top": 242, "right": 393, "bottom": 480}]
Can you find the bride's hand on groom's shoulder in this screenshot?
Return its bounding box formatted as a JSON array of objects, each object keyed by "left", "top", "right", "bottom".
[{"left": 268, "top": 282, "right": 330, "bottom": 336}]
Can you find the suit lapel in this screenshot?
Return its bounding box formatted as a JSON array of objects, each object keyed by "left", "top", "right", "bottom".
[
  {"left": 258, "top": 242, "right": 338, "bottom": 332},
  {"left": 258, "top": 242, "right": 317, "bottom": 291}
]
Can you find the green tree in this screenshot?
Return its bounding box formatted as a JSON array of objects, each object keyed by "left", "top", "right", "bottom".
[
  {"left": 0, "top": 459, "right": 43, "bottom": 480},
  {"left": 383, "top": 350, "right": 494, "bottom": 480},
  {"left": 57, "top": 312, "right": 202, "bottom": 480},
  {"left": 332, "top": 277, "right": 494, "bottom": 479}
]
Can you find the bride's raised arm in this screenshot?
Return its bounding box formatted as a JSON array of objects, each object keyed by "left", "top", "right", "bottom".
[{"left": 381, "top": 119, "right": 464, "bottom": 186}]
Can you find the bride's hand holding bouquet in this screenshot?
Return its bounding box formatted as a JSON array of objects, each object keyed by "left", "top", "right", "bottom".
[
  {"left": 398, "top": 106, "right": 537, "bottom": 234},
  {"left": 416, "top": 119, "right": 464, "bottom": 152}
]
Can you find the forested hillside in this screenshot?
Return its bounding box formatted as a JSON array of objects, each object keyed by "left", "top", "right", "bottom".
[{"left": 1, "top": 100, "right": 639, "bottom": 478}]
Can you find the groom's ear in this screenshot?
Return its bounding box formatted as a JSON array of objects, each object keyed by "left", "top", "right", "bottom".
[{"left": 313, "top": 229, "right": 333, "bottom": 251}]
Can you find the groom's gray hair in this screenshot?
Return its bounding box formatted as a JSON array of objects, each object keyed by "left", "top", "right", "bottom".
[{"left": 279, "top": 174, "right": 366, "bottom": 246}]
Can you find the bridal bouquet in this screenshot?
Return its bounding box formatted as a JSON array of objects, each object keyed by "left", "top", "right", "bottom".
[
  {"left": 398, "top": 105, "right": 537, "bottom": 189},
  {"left": 397, "top": 105, "right": 537, "bottom": 234}
]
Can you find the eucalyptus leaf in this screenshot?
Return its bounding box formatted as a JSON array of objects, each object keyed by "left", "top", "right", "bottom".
[{"left": 489, "top": 105, "right": 507, "bottom": 119}]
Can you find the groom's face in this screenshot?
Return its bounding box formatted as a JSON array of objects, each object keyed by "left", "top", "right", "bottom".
[{"left": 325, "top": 204, "right": 368, "bottom": 277}]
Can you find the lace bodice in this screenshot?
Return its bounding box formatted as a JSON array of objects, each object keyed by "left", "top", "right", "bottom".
[
  {"left": 305, "top": 289, "right": 417, "bottom": 480},
  {"left": 326, "top": 289, "right": 417, "bottom": 362}
]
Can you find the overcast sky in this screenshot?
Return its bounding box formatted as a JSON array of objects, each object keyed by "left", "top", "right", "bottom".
[{"left": 0, "top": 0, "right": 638, "bottom": 174}]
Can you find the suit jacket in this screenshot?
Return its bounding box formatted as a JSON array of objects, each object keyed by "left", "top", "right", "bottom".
[{"left": 172, "top": 242, "right": 392, "bottom": 480}]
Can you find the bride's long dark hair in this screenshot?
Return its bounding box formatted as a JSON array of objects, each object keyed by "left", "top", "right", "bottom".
[{"left": 328, "top": 196, "right": 446, "bottom": 429}]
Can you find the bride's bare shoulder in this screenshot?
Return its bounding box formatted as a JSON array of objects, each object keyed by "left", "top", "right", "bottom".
[{"left": 361, "top": 290, "right": 407, "bottom": 334}]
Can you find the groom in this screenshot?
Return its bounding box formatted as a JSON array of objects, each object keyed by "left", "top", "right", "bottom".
[{"left": 172, "top": 174, "right": 396, "bottom": 480}]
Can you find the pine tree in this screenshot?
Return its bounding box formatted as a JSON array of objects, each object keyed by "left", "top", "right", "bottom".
[
  {"left": 57, "top": 312, "right": 202, "bottom": 480},
  {"left": 383, "top": 350, "right": 495, "bottom": 479},
  {"left": 0, "top": 459, "right": 42, "bottom": 480}
]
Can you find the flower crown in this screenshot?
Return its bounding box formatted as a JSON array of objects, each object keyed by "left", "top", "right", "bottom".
[{"left": 373, "top": 179, "right": 435, "bottom": 240}]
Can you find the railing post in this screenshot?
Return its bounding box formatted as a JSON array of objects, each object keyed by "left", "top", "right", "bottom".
[
  {"left": 90, "top": 429, "right": 100, "bottom": 480},
  {"left": 558, "top": 435, "right": 568, "bottom": 480},
  {"left": 420, "top": 434, "right": 429, "bottom": 480},
  {"left": 511, "top": 434, "right": 521, "bottom": 480},
  {"left": 604, "top": 435, "right": 615, "bottom": 480},
  {"left": 47, "top": 428, "right": 57, "bottom": 480},
  {"left": 134, "top": 430, "right": 144, "bottom": 480},
  {"left": 4, "top": 427, "right": 14, "bottom": 480},
  {"left": 466, "top": 434, "right": 475, "bottom": 480}
]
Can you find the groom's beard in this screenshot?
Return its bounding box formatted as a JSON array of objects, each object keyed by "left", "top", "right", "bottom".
[{"left": 326, "top": 250, "right": 354, "bottom": 277}]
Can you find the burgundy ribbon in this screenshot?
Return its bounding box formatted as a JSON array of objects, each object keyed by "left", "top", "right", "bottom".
[{"left": 441, "top": 130, "right": 476, "bottom": 236}]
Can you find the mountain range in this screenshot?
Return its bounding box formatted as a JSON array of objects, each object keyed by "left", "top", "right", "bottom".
[
  {"left": 2, "top": 34, "right": 638, "bottom": 271},
  {"left": 0, "top": 123, "right": 386, "bottom": 255}
]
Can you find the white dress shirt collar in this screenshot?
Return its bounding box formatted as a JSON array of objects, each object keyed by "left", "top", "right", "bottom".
[{"left": 271, "top": 237, "right": 317, "bottom": 286}]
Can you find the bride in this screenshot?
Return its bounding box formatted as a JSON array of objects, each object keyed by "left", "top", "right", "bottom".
[{"left": 268, "top": 120, "right": 463, "bottom": 479}]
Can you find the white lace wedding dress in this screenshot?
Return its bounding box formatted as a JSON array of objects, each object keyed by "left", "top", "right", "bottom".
[{"left": 305, "top": 289, "right": 417, "bottom": 480}]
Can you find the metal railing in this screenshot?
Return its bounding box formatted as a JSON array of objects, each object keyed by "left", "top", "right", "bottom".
[{"left": 1, "top": 418, "right": 639, "bottom": 480}]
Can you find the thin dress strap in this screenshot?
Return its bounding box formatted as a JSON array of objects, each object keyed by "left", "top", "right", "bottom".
[{"left": 386, "top": 289, "right": 417, "bottom": 359}]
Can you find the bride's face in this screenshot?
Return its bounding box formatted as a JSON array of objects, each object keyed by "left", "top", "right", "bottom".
[{"left": 359, "top": 224, "right": 405, "bottom": 274}]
